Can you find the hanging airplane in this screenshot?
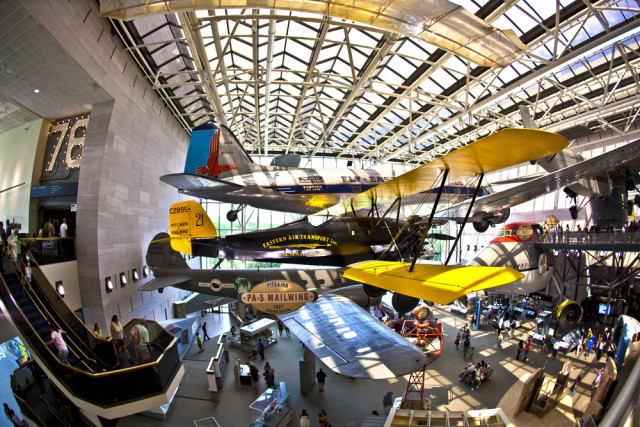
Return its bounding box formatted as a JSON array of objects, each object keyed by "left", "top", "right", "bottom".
[
  {"left": 160, "top": 123, "right": 493, "bottom": 222},
  {"left": 164, "top": 128, "right": 571, "bottom": 309},
  {"left": 161, "top": 124, "right": 640, "bottom": 232},
  {"left": 143, "top": 219, "right": 581, "bottom": 379},
  {"left": 171, "top": 202, "right": 436, "bottom": 267},
  {"left": 143, "top": 233, "right": 428, "bottom": 380}
]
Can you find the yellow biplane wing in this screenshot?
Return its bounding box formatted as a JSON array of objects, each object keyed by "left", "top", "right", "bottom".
[
  {"left": 316, "top": 128, "right": 569, "bottom": 217},
  {"left": 342, "top": 261, "right": 524, "bottom": 305}
]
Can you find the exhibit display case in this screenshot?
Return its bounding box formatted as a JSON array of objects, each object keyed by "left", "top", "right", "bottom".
[
  {"left": 248, "top": 387, "right": 290, "bottom": 427},
  {"left": 231, "top": 318, "right": 277, "bottom": 353}
]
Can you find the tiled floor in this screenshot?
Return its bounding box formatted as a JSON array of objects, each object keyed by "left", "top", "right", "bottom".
[{"left": 117, "top": 306, "right": 608, "bottom": 427}]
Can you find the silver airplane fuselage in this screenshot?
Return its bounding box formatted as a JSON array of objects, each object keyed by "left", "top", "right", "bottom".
[{"left": 211, "top": 168, "right": 487, "bottom": 215}]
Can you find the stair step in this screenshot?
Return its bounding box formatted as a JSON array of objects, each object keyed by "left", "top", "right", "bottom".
[{"left": 361, "top": 416, "right": 386, "bottom": 427}]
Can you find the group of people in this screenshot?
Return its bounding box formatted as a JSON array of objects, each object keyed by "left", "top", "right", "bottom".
[
  {"left": 110, "top": 315, "right": 151, "bottom": 364},
  {"left": 459, "top": 361, "right": 493, "bottom": 390},
  {"left": 573, "top": 327, "right": 611, "bottom": 361},
  {"left": 454, "top": 324, "right": 474, "bottom": 360},
  {"left": 36, "top": 218, "right": 68, "bottom": 238},
  {"left": 299, "top": 408, "right": 330, "bottom": 427},
  {"left": 515, "top": 339, "right": 532, "bottom": 361}
]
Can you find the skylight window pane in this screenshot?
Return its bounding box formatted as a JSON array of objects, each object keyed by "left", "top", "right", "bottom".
[
  {"left": 377, "top": 68, "right": 403, "bottom": 85},
  {"left": 492, "top": 15, "right": 521, "bottom": 35},
  {"left": 430, "top": 68, "right": 456, "bottom": 88},
  {"left": 520, "top": 0, "right": 556, "bottom": 21},
  {"left": 442, "top": 57, "right": 467, "bottom": 75},
  {"left": 419, "top": 79, "right": 443, "bottom": 95}
]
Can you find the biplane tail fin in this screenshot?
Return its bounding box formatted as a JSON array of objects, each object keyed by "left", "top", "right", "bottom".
[
  {"left": 167, "top": 200, "right": 217, "bottom": 255},
  {"left": 184, "top": 123, "right": 255, "bottom": 178},
  {"left": 147, "top": 232, "right": 190, "bottom": 270}
]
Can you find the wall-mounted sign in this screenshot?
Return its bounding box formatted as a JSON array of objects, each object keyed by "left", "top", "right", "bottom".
[
  {"left": 41, "top": 114, "right": 90, "bottom": 182},
  {"left": 30, "top": 182, "right": 78, "bottom": 198},
  {"left": 239, "top": 280, "right": 317, "bottom": 315}
]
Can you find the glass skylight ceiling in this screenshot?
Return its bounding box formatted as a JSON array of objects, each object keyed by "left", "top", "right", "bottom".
[{"left": 109, "top": 0, "right": 640, "bottom": 165}]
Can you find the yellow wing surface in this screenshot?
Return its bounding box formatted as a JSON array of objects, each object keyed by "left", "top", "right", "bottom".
[
  {"left": 342, "top": 261, "right": 524, "bottom": 305},
  {"left": 317, "top": 129, "right": 569, "bottom": 217}
]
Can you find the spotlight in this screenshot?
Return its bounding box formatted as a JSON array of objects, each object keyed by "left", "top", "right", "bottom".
[
  {"left": 105, "top": 277, "right": 113, "bottom": 293},
  {"left": 143, "top": 266, "right": 149, "bottom": 278},
  {"left": 133, "top": 269, "right": 139, "bottom": 282},
  {"left": 120, "top": 272, "right": 127, "bottom": 287},
  {"left": 56, "top": 281, "right": 65, "bottom": 297}
]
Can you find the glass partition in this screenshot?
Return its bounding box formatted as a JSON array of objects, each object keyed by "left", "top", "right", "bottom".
[{"left": 21, "top": 238, "right": 76, "bottom": 265}]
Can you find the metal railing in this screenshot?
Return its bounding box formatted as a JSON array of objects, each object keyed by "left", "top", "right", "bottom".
[{"left": 536, "top": 230, "right": 640, "bottom": 246}]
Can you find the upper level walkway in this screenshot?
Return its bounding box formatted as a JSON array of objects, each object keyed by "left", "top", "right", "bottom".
[{"left": 534, "top": 230, "right": 640, "bottom": 252}]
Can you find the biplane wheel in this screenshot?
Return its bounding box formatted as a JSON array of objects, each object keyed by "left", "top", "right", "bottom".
[
  {"left": 362, "top": 284, "right": 386, "bottom": 298},
  {"left": 226, "top": 210, "right": 239, "bottom": 222},
  {"left": 569, "top": 205, "right": 578, "bottom": 220},
  {"left": 392, "top": 293, "right": 420, "bottom": 314},
  {"left": 473, "top": 220, "right": 490, "bottom": 233}
]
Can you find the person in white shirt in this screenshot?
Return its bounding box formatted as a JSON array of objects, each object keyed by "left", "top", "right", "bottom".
[{"left": 60, "top": 219, "right": 68, "bottom": 237}]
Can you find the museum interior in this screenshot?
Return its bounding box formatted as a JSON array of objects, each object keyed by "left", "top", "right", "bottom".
[{"left": 0, "top": 0, "right": 640, "bottom": 426}]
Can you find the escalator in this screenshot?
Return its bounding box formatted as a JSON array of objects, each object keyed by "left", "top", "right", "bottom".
[{"left": 0, "top": 262, "right": 184, "bottom": 420}]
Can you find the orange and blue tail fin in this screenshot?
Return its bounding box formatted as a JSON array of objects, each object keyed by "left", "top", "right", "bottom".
[{"left": 184, "top": 124, "right": 255, "bottom": 178}]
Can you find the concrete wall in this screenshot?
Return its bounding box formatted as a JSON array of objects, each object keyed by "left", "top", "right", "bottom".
[
  {"left": 40, "top": 261, "right": 82, "bottom": 312},
  {"left": 23, "top": 0, "right": 194, "bottom": 331},
  {"left": 0, "top": 118, "right": 47, "bottom": 229}
]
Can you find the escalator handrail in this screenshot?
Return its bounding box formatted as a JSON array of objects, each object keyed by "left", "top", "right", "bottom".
[
  {"left": 12, "top": 392, "right": 48, "bottom": 427},
  {"left": 27, "top": 264, "right": 117, "bottom": 369},
  {"left": 0, "top": 275, "right": 183, "bottom": 408},
  {"left": 0, "top": 271, "right": 99, "bottom": 375},
  {"left": 9, "top": 260, "right": 100, "bottom": 373},
  {"left": 27, "top": 255, "right": 114, "bottom": 348},
  {"left": 40, "top": 395, "right": 74, "bottom": 427}
]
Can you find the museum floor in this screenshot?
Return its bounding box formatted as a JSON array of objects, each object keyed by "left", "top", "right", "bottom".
[{"left": 117, "top": 306, "right": 605, "bottom": 427}]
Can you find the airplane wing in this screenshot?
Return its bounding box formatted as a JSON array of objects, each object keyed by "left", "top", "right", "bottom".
[
  {"left": 453, "top": 138, "right": 640, "bottom": 216},
  {"left": 160, "top": 173, "right": 244, "bottom": 196},
  {"left": 341, "top": 261, "right": 524, "bottom": 305},
  {"left": 139, "top": 275, "right": 192, "bottom": 291},
  {"left": 315, "top": 129, "right": 569, "bottom": 217},
  {"left": 278, "top": 294, "right": 426, "bottom": 379}
]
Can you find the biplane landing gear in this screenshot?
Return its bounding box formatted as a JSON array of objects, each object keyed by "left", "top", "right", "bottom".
[
  {"left": 569, "top": 205, "right": 578, "bottom": 220},
  {"left": 363, "top": 284, "right": 386, "bottom": 298},
  {"left": 392, "top": 293, "right": 420, "bottom": 314},
  {"left": 564, "top": 187, "right": 579, "bottom": 220},
  {"left": 226, "top": 204, "right": 246, "bottom": 222}
]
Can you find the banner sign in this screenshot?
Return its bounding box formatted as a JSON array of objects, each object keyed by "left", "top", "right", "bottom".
[{"left": 239, "top": 280, "right": 317, "bottom": 315}]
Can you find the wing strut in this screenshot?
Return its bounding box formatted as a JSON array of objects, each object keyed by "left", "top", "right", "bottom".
[
  {"left": 409, "top": 169, "right": 450, "bottom": 272},
  {"left": 445, "top": 173, "right": 484, "bottom": 265},
  {"left": 374, "top": 197, "right": 401, "bottom": 228}
]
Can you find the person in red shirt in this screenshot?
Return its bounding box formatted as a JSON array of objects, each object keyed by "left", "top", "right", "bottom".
[{"left": 524, "top": 338, "right": 532, "bottom": 361}]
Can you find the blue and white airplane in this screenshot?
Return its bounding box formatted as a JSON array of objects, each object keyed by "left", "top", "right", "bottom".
[{"left": 160, "top": 123, "right": 489, "bottom": 221}]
